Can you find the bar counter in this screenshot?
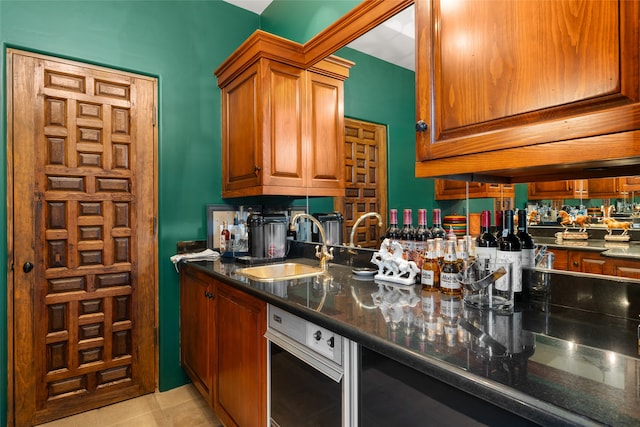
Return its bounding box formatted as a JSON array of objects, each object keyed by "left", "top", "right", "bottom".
[{"left": 182, "top": 250, "right": 640, "bottom": 426}]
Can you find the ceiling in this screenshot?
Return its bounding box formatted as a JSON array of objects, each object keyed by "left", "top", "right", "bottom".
[{"left": 223, "top": 0, "right": 415, "bottom": 71}]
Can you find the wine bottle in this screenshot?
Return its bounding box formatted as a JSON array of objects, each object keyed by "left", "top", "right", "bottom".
[
  {"left": 385, "top": 209, "right": 400, "bottom": 244},
  {"left": 517, "top": 209, "right": 535, "bottom": 269},
  {"left": 430, "top": 208, "right": 446, "bottom": 239},
  {"left": 400, "top": 208, "right": 415, "bottom": 260},
  {"left": 494, "top": 210, "right": 504, "bottom": 238},
  {"left": 517, "top": 209, "right": 535, "bottom": 298},
  {"left": 439, "top": 239, "right": 461, "bottom": 296},
  {"left": 421, "top": 239, "right": 440, "bottom": 292},
  {"left": 414, "top": 209, "right": 432, "bottom": 266},
  {"left": 496, "top": 210, "right": 522, "bottom": 299},
  {"left": 476, "top": 210, "right": 498, "bottom": 262}
]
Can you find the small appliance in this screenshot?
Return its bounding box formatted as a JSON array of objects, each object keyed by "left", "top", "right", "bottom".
[
  {"left": 312, "top": 212, "right": 344, "bottom": 246},
  {"left": 246, "top": 213, "right": 288, "bottom": 260}
]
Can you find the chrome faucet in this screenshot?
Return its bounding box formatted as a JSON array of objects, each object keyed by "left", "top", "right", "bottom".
[
  {"left": 290, "top": 213, "right": 334, "bottom": 270},
  {"left": 349, "top": 212, "right": 383, "bottom": 247}
]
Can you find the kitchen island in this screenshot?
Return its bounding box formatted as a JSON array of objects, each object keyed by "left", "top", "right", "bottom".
[{"left": 179, "top": 250, "right": 640, "bottom": 426}]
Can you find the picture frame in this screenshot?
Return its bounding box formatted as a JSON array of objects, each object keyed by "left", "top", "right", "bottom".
[{"left": 206, "top": 204, "right": 260, "bottom": 250}]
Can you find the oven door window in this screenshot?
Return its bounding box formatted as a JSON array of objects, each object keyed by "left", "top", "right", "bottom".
[{"left": 270, "top": 342, "right": 342, "bottom": 426}]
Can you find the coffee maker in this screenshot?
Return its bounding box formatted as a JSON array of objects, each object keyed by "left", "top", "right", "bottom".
[
  {"left": 246, "top": 213, "right": 288, "bottom": 260},
  {"left": 312, "top": 212, "right": 344, "bottom": 246}
]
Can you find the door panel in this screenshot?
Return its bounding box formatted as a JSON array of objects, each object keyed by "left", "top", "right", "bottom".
[
  {"left": 9, "top": 49, "right": 157, "bottom": 426},
  {"left": 336, "top": 119, "right": 387, "bottom": 248}
]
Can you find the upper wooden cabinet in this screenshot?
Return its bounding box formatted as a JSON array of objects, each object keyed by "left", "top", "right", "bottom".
[
  {"left": 528, "top": 180, "right": 588, "bottom": 200},
  {"left": 620, "top": 176, "right": 640, "bottom": 193},
  {"left": 215, "top": 31, "right": 352, "bottom": 198},
  {"left": 528, "top": 177, "right": 639, "bottom": 199},
  {"left": 588, "top": 177, "right": 621, "bottom": 199},
  {"left": 435, "top": 180, "right": 514, "bottom": 200},
  {"left": 415, "top": 0, "right": 640, "bottom": 182}
]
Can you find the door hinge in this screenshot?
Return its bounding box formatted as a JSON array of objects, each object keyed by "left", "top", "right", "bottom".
[{"left": 153, "top": 216, "right": 157, "bottom": 236}]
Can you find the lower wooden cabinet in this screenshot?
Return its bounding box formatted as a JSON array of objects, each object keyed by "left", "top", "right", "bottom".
[
  {"left": 180, "top": 264, "right": 267, "bottom": 426},
  {"left": 550, "top": 248, "right": 640, "bottom": 279}
]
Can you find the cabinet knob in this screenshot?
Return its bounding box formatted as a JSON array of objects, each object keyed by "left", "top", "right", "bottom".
[
  {"left": 573, "top": 261, "right": 579, "bottom": 267},
  {"left": 254, "top": 165, "right": 261, "bottom": 175},
  {"left": 415, "top": 120, "right": 429, "bottom": 132},
  {"left": 204, "top": 291, "right": 215, "bottom": 299},
  {"left": 23, "top": 262, "right": 34, "bottom": 273}
]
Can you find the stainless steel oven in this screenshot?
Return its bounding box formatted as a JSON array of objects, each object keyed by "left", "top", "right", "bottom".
[{"left": 266, "top": 304, "right": 356, "bottom": 426}]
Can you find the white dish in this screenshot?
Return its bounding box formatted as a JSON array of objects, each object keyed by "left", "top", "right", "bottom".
[{"left": 352, "top": 268, "right": 377, "bottom": 276}]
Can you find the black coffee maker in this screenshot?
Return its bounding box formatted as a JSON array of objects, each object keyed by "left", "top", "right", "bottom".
[{"left": 312, "top": 212, "right": 344, "bottom": 246}]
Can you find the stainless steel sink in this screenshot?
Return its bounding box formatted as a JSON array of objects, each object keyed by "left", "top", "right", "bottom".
[{"left": 235, "top": 262, "right": 324, "bottom": 282}]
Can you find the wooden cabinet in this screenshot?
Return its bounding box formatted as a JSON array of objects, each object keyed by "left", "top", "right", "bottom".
[
  {"left": 528, "top": 180, "right": 588, "bottom": 200},
  {"left": 180, "top": 264, "right": 267, "bottom": 426},
  {"left": 547, "top": 247, "right": 640, "bottom": 279},
  {"left": 180, "top": 266, "right": 215, "bottom": 404},
  {"left": 216, "top": 31, "right": 352, "bottom": 198},
  {"left": 435, "top": 179, "right": 514, "bottom": 200},
  {"left": 620, "top": 176, "right": 640, "bottom": 193},
  {"left": 214, "top": 280, "right": 267, "bottom": 427},
  {"left": 414, "top": 0, "right": 640, "bottom": 182},
  {"left": 567, "top": 251, "right": 607, "bottom": 275},
  {"left": 588, "top": 177, "right": 622, "bottom": 199}
]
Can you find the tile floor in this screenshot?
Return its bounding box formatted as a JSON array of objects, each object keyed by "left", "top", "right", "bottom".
[{"left": 36, "top": 384, "right": 222, "bottom": 427}]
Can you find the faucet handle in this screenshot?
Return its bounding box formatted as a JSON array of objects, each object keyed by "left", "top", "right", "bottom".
[{"left": 326, "top": 246, "right": 334, "bottom": 261}]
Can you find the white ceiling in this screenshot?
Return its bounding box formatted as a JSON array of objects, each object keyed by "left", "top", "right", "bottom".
[{"left": 223, "top": 0, "right": 415, "bottom": 71}]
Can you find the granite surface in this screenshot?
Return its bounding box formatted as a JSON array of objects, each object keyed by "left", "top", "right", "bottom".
[{"left": 181, "top": 250, "right": 640, "bottom": 427}]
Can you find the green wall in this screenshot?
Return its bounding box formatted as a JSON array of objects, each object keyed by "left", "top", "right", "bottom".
[{"left": 0, "top": 1, "right": 260, "bottom": 423}]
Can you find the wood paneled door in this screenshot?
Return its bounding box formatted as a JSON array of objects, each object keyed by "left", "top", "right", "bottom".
[
  {"left": 7, "top": 49, "right": 158, "bottom": 426},
  {"left": 335, "top": 118, "right": 387, "bottom": 248}
]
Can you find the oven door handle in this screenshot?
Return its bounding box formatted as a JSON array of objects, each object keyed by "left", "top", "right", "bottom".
[{"left": 266, "top": 328, "right": 344, "bottom": 383}]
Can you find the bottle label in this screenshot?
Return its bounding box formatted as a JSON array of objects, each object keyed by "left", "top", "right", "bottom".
[
  {"left": 521, "top": 248, "right": 535, "bottom": 268},
  {"left": 496, "top": 250, "right": 523, "bottom": 292},
  {"left": 421, "top": 270, "right": 435, "bottom": 287},
  {"left": 440, "top": 272, "right": 460, "bottom": 290},
  {"left": 475, "top": 246, "right": 496, "bottom": 261}
]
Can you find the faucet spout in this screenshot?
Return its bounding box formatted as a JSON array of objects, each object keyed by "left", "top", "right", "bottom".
[
  {"left": 349, "top": 212, "right": 383, "bottom": 247},
  {"left": 290, "top": 213, "right": 334, "bottom": 270}
]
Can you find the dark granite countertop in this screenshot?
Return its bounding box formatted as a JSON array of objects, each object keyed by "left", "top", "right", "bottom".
[{"left": 182, "top": 255, "right": 640, "bottom": 427}]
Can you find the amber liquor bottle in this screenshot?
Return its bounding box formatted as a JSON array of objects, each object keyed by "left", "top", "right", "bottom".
[{"left": 440, "top": 239, "right": 461, "bottom": 296}]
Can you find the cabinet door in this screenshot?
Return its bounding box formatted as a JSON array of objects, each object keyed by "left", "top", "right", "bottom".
[
  {"left": 180, "top": 268, "right": 215, "bottom": 403},
  {"left": 550, "top": 248, "right": 568, "bottom": 271},
  {"left": 222, "top": 62, "right": 262, "bottom": 193},
  {"left": 415, "top": 0, "right": 640, "bottom": 179},
  {"left": 435, "top": 180, "right": 486, "bottom": 200},
  {"left": 568, "top": 251, "right": 606, "bottom": 275},
  {"left": 588, "top": 178, "right": 620, "bottom": 199},
  {"left": 605, "top": 258, "right": 640, "bottom": 279},
  {"left": 214, "top": 281, "right": 267, "bottom": 427},
  {"left": 306, "top": 71, "right": 345, "bottom": 194},
  {"left": 262, "top": 60, "right": 306, "bottom": 189},
  {"left": 528, "top": 180, "right": 587, "bottom": 200},
  {"left": 620, "top": 176, "right": 640, "bottom": 192}
]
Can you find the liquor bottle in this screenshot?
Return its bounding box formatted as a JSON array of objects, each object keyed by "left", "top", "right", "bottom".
[
  {"left": 439, "top": 239, "right": 461, "bottom": 296},
  {"left": 517, "top": 209, "right": 536, "bottom": 269},
  {"left": 400, "top": 208, "right": 415, "bottom": 260},
  {"left": 219, "top": 221, "right": 230, "bottom": 252},
  {"left": 420, "top": 289, "right": 440, "bottom": 342},
  {"left": 414, "top": 209, "right": 432, "bottom": 266},
  {"left": 434, "top": 237, "right": 444, "bottom": 266},
  {"left": 385, "top": 209, "right": 400, "bottom": 245},
  {"left": 430, "top": 208, "right": 446, "bottom": 239},
  {"left": 476, "top": 210, "right": 498, "bottom": 262},
  {"left": 421, "top": 239, "right": 440, "bottom": 292},
  {"left": 497, "top": 210, "right": 522, "bottom": 298}
]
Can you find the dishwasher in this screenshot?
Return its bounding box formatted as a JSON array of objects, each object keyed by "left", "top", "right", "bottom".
[{"left": 265, "top": 304, "right": 357, "bottom": 426}]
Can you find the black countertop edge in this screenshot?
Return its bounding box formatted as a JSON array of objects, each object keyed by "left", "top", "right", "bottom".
[{"left": 184, "top": 261, "right": 604, "bottom": 427}]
